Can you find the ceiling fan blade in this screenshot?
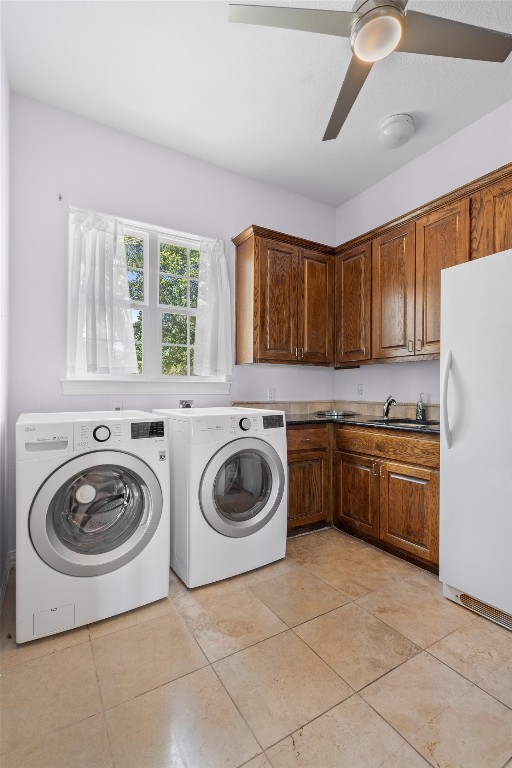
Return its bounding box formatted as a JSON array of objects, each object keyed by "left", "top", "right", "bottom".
[
  {"left": 323, "top": 56, "right": 373, "bottom": 141},
  {"left": 228, "top": 4, "right": 359, "bottom": 38},
  {"left": 397, "top": 10, "right": 512, "bottom": 62}
]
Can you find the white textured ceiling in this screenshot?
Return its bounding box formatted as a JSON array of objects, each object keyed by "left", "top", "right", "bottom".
[{"left": 2, "top": 0, "right": 512, "bottom": 206}]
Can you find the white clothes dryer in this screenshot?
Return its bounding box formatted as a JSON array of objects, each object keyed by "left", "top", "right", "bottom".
[
  {"left": 16, "top": 411, "right": 170, "bottom": 643},
  {"left": 153, "top": 407, "right": 287, "bottom": 587}
]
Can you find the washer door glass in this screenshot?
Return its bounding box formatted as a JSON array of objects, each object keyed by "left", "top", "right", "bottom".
[
  {"left": 213, "top": 451, "right": 271, "bottom": 522},
  {"left": 200, "top": 438, "right": 285, "bottom": 538},
  {"left": 50, "top": 465, "right": 145, "bottom": 555},
  {"left": 30, "top": 451, "right": 163, "bottom": 577}
]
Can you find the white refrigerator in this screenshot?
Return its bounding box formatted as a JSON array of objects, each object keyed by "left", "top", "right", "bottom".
[{"left": 440, "top": 248, "right": 512, "bottom": 629}]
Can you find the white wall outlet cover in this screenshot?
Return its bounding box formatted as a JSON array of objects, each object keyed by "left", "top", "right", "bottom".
[
  {"left": 267, "top": 388, "right": 275, "bottom": 402},
  {"left": 112, "top": 400, "right": 123, "bottom": 411},
  {"left": 357, "top": 384, "right": 364, "bottom": 400}
]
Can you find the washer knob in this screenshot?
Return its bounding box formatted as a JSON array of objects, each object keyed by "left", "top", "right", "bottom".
[
  {"left": 239, "top": 417, "right": 251, "bottom": 432},
  {"left": 93, "top": 425, "right": 111, "bottom": 442}
]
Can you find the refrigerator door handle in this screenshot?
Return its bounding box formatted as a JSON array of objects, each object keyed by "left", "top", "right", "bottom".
[{"left": 441, "top": 350, "right": 453, "bottom": 449}]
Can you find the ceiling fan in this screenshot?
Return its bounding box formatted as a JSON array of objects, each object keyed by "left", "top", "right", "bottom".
[{"left": 228, "top": 1, "right": 512, "bottom": 140}]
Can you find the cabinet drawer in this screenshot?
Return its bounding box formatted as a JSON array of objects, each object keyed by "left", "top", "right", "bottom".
[
  {"left": 336, "top": 426, "right": 439, "bottom": 468},
  {"left": 286, "top": 425, "right": 329, "bottom": 452}
]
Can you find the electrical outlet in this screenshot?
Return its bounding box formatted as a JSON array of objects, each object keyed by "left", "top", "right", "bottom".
[
  {"left": 112, "top": 401, "right": 123, "bottom": 411},
  {"left": 357, "top": 383, "right": 364, "bottom": 400},
  {"left": 267, "top": 387, "right": 275, "bottom": 402}
]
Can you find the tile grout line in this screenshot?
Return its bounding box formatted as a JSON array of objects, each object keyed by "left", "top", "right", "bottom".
[
  {"left": 421, "top": 645, "right": 512, "bottom": 712},
  {"left": 89, "top": 636, "right": 117, "bottom": 768},
  {"left": 359, "top": 654, "right": 512, "bottom": 765},
  {"left": 209, "top": 662, "right": 265, "bottom": 762}
]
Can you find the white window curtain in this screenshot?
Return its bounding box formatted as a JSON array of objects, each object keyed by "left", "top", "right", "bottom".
[
  {"left": 67, "top": 210, "right": 138, "bottom": 376},
  {"left": 193, "top": 239, "right": 233, "bottom": 377}
]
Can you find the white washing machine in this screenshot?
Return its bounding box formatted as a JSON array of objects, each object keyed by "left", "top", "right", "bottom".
[
  {"left": 153, "top": 407, "right": 287, "bottom": 587},
  {"left": 16, "top": 411, "right": 170, "bottom": 643}
]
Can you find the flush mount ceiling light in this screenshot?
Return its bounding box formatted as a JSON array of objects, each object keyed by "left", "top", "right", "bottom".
[
  {"left": 228, "top": 0, "right": 512, "bottom": 141},
  {"left": 350, "top": 5, "right": 404, "bottom": 63},
  {"left": 378, "top": 114, "right": 414, "bottom": 149}
]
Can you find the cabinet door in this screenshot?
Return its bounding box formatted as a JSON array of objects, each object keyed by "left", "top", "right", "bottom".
[
  {"left": 471, "top": 176, "right": 512, "bottom": 259},
  {"left": 334, "top": 451, "right": 379, "bottom": 538},
  {"left": 299, "top": 250, "right": 334, "bottom": 364},
  {"left": 287, "top": 450, "right": 331, "bottom": 532},
  {"left": 372, "top": 224, "right": 416, "bottom": 359},
  {"left": 379, "top": 461, "right": 439, "bottom": 564},
  {"left": 258, "top": 239, "right": 298, "bottom": 362},
  {"left": 335, "top": 243, "right": 371, "bottom": 364},
  {"left": 415, "top": 199, "right": 469, "bottom": 355}
]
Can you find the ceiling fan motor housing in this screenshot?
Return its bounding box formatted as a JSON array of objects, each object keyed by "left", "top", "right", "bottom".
[
  {"left": 350, "top": 3, "right": 405, "bottom": 62},
  {"left": 352, "top": 0, "right": 406, "bottom": 13}
]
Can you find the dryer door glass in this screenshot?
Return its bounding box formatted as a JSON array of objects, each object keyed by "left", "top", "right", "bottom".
[
  {"left": 213, "top": 451, "right": 271, "bottom": 521},
  {"left": 200, "top": 438, "right": 285, "bottom": 538},
  {"left": 49, "top": 465, "right": 145, "bottom": 555}
]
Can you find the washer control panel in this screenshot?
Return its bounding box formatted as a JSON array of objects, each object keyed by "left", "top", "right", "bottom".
[
  {"left": 73, "top": 420, "right": 165, "bottom": 449},
  {"left": 75, "top": 421, "right": 123, "bottom": 449},
  {"left": 131, "top": 421, "right": 165, "bottom": 439},
  {"left": 93, "top": 425, "right": 111, "bottom": 442}
]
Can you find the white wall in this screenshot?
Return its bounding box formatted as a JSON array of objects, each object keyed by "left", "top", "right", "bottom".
[
  {"left": 336, "top": 100, "right": 512, "bottom": 244},
  {"left": 7, "top": 95, "right": 336, "bottom": 552},
  {"left": 0, "top": 37, "right": 10, "bottom": 601},
  {"left": 334, "top": 100, "right": 512, "bottom": 404}
]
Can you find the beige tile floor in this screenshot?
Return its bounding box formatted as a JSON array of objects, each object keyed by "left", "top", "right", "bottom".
[{"left": 1, "top": 529, "right": 512, "bottom": 768}]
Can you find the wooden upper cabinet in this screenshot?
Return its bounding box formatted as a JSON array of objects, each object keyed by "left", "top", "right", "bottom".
[
  {"left": 335, "top": 243, "right": 371, "bottom": 364},
  {"left": 415, "top": 199, "right": 469, "bottom": 355},
  {"left": 372, "top": 223, "right": 416, "bottom": 359},
  {"left": 234, "top": 228, "right": 334, "bottom": 366},
  {"left": 299, "top": 249, "right": 334, "bottom": 364},
  {"left": 258, "top": 239, "right": 299, "bottom": 362},
  {"left": 471, "top": 176, "right": 512, "bottom": 259}
]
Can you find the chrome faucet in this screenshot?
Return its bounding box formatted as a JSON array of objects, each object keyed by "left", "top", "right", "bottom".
[{"left": 383, "top": 395, "right": 397, "bottom": 419}]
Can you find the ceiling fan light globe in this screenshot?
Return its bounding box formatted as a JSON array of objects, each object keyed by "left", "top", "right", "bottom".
[
  {"left": 378, "top": 114, "right": 415, "bottom": 149},
  {"left": 351, "top": 8, "right": 403, "bottom": 63}
]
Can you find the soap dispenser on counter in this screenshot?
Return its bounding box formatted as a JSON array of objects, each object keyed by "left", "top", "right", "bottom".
[{"left": 416, "top": 393, "right": 426, "bottom": 421}]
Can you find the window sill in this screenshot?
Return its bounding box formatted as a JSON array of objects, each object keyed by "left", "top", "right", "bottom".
[{"left": 61, "top": 379, "right": 231, "bottom": 396}]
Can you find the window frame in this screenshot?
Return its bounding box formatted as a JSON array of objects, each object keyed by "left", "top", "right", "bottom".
[{"left": 62, "top": 208, "right": 231, "bottom": 396}]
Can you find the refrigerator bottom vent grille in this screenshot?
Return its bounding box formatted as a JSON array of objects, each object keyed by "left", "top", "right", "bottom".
[{"left": 459, "top": 594, "right": 512, "bottom": 631}]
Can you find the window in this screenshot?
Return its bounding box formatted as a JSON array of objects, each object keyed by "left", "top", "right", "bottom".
[
  {"left": 64, "top": 209, "right": 232, "bottom": 395},
  {"left": 123, "top": 228, "right": 201, "bottom": 378}
]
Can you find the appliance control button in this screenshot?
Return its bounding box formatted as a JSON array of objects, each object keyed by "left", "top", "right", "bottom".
[
  {"left": 239, "top": 417, "right": 251, "bottom": 431},
  {"left": 93, "top": 425, "right": 111, "bottom": 442}
]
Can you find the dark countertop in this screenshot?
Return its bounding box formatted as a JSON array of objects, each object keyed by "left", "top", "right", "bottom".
[{"left": 285, "top": 412, "right": 440, "bottom": 435}]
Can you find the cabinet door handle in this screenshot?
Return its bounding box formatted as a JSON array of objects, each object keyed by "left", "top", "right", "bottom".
[
  {"left": 407, "top": 340, "right": 413, "bottom": 352},
  {"left": 295, "top": 347, "right": 298, "bottom": 358},
  {"left": 417, "top": 339, "right": 422, "bottom": 351},
  {"left": 301, "top": 347, "right": 304, "bottom": 359}
]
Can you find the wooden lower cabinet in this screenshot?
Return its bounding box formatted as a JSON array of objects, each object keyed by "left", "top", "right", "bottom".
[
  {"left": 287, "top": 449, "right": 331, "bottom": 532},
  {"left": 379, "top": 461, "right": 439, "bottom": 564},
  {"left": 334, "top": 451, "right": 379, "bottom": 538},
  {"left": 334, "top": 426, "right": 440, "bottom": 566},
  {"left": 286, "top": 424, "right": 331, "bottom": 533}
]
